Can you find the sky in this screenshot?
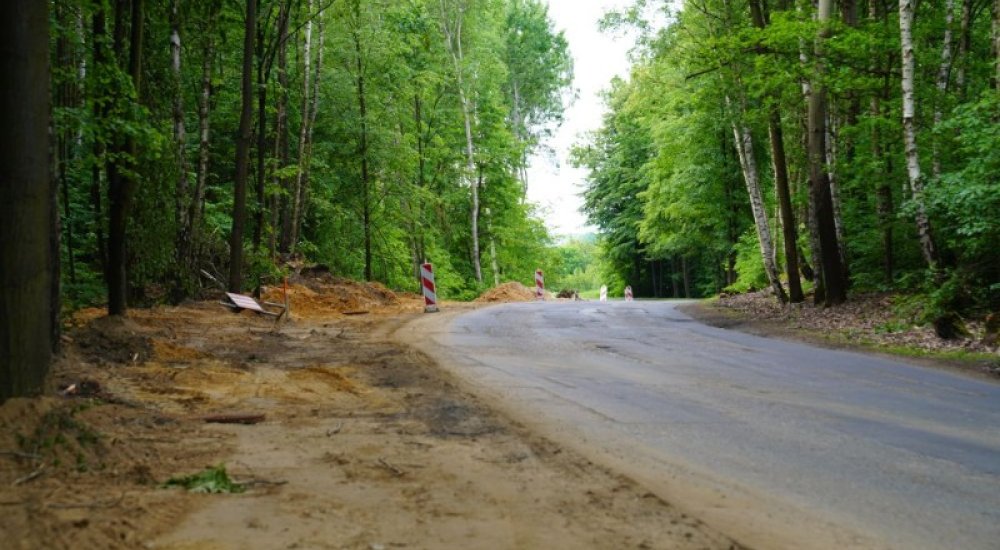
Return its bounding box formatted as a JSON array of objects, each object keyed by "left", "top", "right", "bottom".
[{"left": 525, "top": 0, "right": 638, "bottom": 238}]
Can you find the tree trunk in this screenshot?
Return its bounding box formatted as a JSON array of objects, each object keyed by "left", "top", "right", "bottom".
[
  {"left": 1, "top": 0, "right": 55, "bottom": 401},
  {"left": 253, "top": 28, "right": 268, "bottom": 254},
  {"left": 767, "top": 110, "right": 804, "bottom": 302},
  {"left": 809, "top": 0, "right": 848, "bottom": 305},
  {"left": 229, "top": 0, "right": 256, "bottom": 292},
  {"left": 107, "top": 0, "right": 143, "bottom": 315},
  {"left": 286, "top": 0, "right": 313, "bottom": 255},
  {"left": 90, "top": 7, "right": 108, "bottom": 274},
  {"left": 730, "top": 114, "right": 787, "bottom": 303},
  {"left": 932, "top": 0, "right": 956, "bottom": 178},
  {"left": 956, "top": 0, "right": 972, "bottom": 97},
  {"left": 994, "top": 0, "right": 999, "bottom": 91},
  {"left": 171, "top": 0, "right": 192, "bottom": 298},
  {"left": 440, "top": 1, "right": 483, "bottom": 284},
  {"left": 824, "top": 109, "right": 848, "bottom": 271},
  {"left": 56, "top": 8, "right": 77, "bottom": 285},
  {"left": 190, "top": 17, "right": 215, "bottom": 257},
  {"left": 353, "top": 24, "right": 373, "bottom": 282},
  {"left": 297, "top": 13, "right": 323, "bottom": 248},
  {"left": 411, "top": 93, "right": 427, "bottom": 286},
  {"left": 749, "top": 0, "right": 803, "bottom": 303},
  {"left": 682, "top": 256, "right": 691, "bottom": 298},
  {"left": 272, "top": 1, "right": 290, "bottom": 258},
  {"left": 899, "top": 0, "right": 940, "bottom": 270}
]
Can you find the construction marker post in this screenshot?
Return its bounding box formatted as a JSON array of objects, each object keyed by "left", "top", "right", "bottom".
[
  {"left": 624, "top": 285, "right": 633, "bottom": 302},
  {"left": 535, "top": 269, "right": 545, "bottom": 300},
  {"left": 600, "top": 285, "right": 608, "bottom": 302},
  {"left": 421, "top": 263, "right": 439, "bottom": 313}
]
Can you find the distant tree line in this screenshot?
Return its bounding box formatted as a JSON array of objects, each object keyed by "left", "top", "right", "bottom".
[{"left": 576, "top": 0, "right": 999, "bottom": 317}]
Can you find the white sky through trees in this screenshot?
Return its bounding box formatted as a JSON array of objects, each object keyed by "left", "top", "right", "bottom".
[{"left": 525, "top": 0, "right": 636, "bottom": 238}]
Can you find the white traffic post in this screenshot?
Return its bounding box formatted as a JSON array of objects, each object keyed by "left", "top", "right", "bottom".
[
  {"left": 421, "top": 262, "right": 439, "bottom": 313},
  {"left": 624, "top": 285, "right": 633, "bottom": 301},
  {"left": 600, "top": 285, "right": 608, "bottom": 302},
  {"left": 535, "top": 269, "right": 545, "bottom": 300}
]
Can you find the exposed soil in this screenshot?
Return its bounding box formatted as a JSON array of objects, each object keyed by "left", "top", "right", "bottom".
[
  {"left": 1, "top": 278, "right": 737, "bottom": 550},
  {"left": 475, "top": 281, "right": 551, "bottom": 303},
  {"left": 686, "top": 291, "right": 1000, "bottom": 379}
]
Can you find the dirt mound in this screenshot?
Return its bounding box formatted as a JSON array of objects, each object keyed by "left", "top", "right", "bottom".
[
  {"left": 262, "top": 277, "right": 406, "bottom": 319},
  {"left": 73, "top": 315, "right": 154, "bottom": 364},
  {"left": 475, "top": 282, "right": 538, "bottom": 303}
]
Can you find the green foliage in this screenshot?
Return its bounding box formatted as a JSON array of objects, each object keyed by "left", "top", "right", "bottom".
[
  {"left": 574, "top": 0, "right": 998, "bottom": 311},
  {"left": 725, "top": 231, "right": 767, "bottom": 294},
  {"left": 47, "top": 0, "right": 574, "bottom": 311},
  {"left": 163, "top": 464, "right": 245, "bottom": 494}
]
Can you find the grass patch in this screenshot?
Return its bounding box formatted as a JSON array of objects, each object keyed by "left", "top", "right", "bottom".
[
  {"left": 163, "top": 464, "right": 245, "bottom": 494},
  {"left": 17, "top": 402, "right": 103, "bottom": 471}
]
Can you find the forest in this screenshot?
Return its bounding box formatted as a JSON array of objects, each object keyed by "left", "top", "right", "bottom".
[
  {"left": 575, "top": 0, "right": 999, "bottom": 321},
  {"left": 48, "top": 0, "right": 574, "bottom": 309},
  {"left": 3, "top": 0, "right": 575, "bottom": 399}
]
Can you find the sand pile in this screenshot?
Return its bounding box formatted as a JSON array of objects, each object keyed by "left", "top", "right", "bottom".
[
  {"left": 475, "top": 282, "right": 540, "bottom": 303},
  {"left": 262, "top": 277, "right": 403, "bottom": 319}
]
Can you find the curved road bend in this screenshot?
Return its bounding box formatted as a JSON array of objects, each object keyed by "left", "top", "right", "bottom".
[{"left": 400, "top": 300, "right": 1000, "bottom": 550}]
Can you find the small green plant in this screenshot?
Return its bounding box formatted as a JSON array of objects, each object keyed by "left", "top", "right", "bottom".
[
  {"left": 163, "top": 464, "right": 245, "bottom": 494},
  {"left": 18, "top": 404, "right": 101, "bottom": 455}
]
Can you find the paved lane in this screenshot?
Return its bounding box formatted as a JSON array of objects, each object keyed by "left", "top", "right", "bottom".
[{"left": 408, "top": 300, "right": 1000, "bottom": 550}]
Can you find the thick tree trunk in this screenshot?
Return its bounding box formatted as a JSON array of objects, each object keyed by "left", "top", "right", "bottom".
[
  {"left": 767, "top": 110, "right": 804, "bottom": 302},
  {"left": 90, "top": 8, "right": 108, "bottom": 274},
  {"left": 809, "top": 0, "right": 847, "bottom": 305},
  {"left": 229, "top": 0, "right": 256, "bottom": 292},
  {"left": 899, "top": 0, "right": 940, "bottom": 270},
  {"left": 107, "top": 0, "right": 143, "bottom": 315},
  {"left": 1, "top": 0, "right": 55, "bottom": 401}
]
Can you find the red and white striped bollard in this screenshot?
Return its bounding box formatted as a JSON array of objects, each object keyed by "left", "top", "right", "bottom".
[
  {"left": 624, "top": 285, "right": 633, "bottom": 302},
  {"left": 535, "top": 269, "right": 544, "bottom": 300},
  {"left": 421, "top": 263, "right": 439, "bottom": 313}
]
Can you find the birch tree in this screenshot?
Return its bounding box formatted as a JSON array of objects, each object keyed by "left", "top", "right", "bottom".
[
  {"left": 898, "top": 0, "right": 940, "bottom": 270},
  {"left": 438, "top": 0, "right": 483, "bottom": 284}
]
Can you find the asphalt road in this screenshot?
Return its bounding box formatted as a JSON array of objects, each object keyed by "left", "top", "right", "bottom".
[{"left": 407, "top": 300, "right": 1000, "bottom": 550}]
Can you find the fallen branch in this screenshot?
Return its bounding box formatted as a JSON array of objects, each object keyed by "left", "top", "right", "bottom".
[
  {"left": 232, "top": 478, "right": 288, "bottom": 488},
  {"left": 0, "top": 451, "right": 40, "bottom": 461},
  {"left": 376, "top": 457, "right": 405, "bottom": 477},
  {"left": 201, "top": 413, "right": 266, "bottom": 425},
  {"left": 326, "top": 423, "right": 343, "bottom": 436},
  {"left": 12, "top": 465, "right": 45, "bottom": 486},
  {"left": 48, "top": 493, "right": 126, "bottom": 510}
]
